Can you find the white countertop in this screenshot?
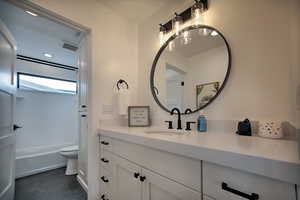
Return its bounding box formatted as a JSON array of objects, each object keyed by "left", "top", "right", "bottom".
[{"left": 98, "top": 126, "right": 300, "bottom": 185}]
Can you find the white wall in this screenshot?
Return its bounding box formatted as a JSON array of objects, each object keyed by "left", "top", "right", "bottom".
[
  {"left": 137, "top": 0, "right": 296, "bottom": 126},
  {"left": 27, "top": 0, "right": 139, "bottom": 199}
]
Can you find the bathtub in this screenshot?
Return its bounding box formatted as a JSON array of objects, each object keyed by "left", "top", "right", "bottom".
[{"left": 16, "top": 144, "right": 73, "bottom": 178}]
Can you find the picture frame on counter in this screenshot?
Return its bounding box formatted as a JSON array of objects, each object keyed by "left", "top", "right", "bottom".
[{"left": 128, "top": 106, "right": 151, "bottom": 127}]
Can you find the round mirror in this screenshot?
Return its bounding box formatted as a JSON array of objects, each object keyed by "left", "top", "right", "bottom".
[{"left": 150, "top": 25, "right": 231, "bottom": 114}]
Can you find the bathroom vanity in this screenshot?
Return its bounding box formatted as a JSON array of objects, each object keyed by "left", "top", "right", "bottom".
[{"left": 97, "top": 127, "right": 300, "bottom": 200}]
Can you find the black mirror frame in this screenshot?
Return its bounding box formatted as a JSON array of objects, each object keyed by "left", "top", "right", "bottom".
[{"left": 150, "top": 25, "right": 231, "bottom": 115}]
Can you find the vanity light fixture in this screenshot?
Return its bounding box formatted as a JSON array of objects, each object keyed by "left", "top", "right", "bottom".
[
  {"left": 159, "top": 24, "right": 166, "bottom": 45},
  {"left": 192, "top": 0, "right": 205, "bottom": 25},
  {"left": 25, "top": 11, "right": 38, "bottom": 17},
  {"left": 173, "top": 13, "right": 183, "bottom": 36},
  {"left": 182, "top": 30, "right": 191, "bottom": 45},
  {"left": 211, "top": 30, "right": 219, "bottom": 36},
  {"left": 168, "top": 41, "right": 175, "bottom": 52},
  {"left": 158, "top": 0, "right": 208, "bottom": 38}
]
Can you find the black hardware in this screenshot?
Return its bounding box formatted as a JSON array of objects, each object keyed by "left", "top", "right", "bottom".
[
  {"left": 101, "top": 194, "right": 109, "bottom": 200},
  {"left": 81, "top": 105, "right": 87, "bottom": 108},
  {"left": 101, "top": 158, "right": 109, "bottom": 163},
  {"left": 164, "top": 121, "right": 173, "bottom": 129},
  {"left": 159, "top": 0, "right": 208, "bottom": 33},
  {"left": 100, "top": 141, "right": 109, "bottom": 145},
  {"left": 13, "top": 125, "right": 22, "bottom": 131},
  {"left": 186, "top": 122, "right": 196, "bottom": 131},
  {"left": 17, "top": 55, "right": 78, "bottom": 71},
  {"left": 134, "top": 172, "right": 140, "bottom": 179},
  {"left": 81, "top": 114, "right": 87, "bottom": 117},
  {"left": 140, "top": 176, "right": 146, "bottom": 182},
  {"left": 116, "top": 79, "right": 129, "bottom": 90},
  {"left": 150, "top": 25, "right": 231, "bottom": 115},
  {"left": 222, "top": 182, "right": 259, "bottom": 200},
  {"left": 101, "top": 176, "right": 109, "bottom": 183},
  {"left": 236, "top": 119, "right": 252, "bottom": 136},
  {"left": 171, "top": 108, "right": 182, "bottom": 130}
]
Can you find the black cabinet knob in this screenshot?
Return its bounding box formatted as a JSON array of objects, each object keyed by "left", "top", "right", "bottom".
[
  {"left": 101, "top": 194, "right": 109, "bottom": 200},
  {"left": 101, "top": 141, "right": 109, "bottom": 145},
  {"left": 101, "top": 176, "right": 109, "bottom": 183},
  {"left": 134, "top": 172, "right": 140, "bottom": 179},
  {"left": 140, "top": 176, "right": 146, "bottom": 182},
  {"left": 101, "top": 158, "right": 109, "bottom": 163}
]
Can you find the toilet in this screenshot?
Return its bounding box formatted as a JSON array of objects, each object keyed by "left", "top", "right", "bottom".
[{"left": 60, "top": 145, "right": 79, "bottom": 175}]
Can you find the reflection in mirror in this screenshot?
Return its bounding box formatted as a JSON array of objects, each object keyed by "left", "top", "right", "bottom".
[{"left": 151, "top": 26, "right": 230, "bottom": 114}]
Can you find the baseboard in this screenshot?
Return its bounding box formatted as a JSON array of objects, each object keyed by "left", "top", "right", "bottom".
[
  {"left": 77, "top": 175, "right": 88, "bottom": 193},
  {"left": 16, "top": 163, "right": 66, "bottom": 179}
]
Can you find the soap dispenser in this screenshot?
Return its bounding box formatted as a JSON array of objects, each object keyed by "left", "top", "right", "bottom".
[{"left": 197, "top": 110, "right": 207, "bottom": 132}]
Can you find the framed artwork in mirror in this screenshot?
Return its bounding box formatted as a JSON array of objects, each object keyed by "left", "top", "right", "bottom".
[{"left": 196, "top": 82, "right": 219, "bottom": 109}]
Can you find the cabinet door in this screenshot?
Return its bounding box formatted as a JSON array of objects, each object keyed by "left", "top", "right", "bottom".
[
  {"left": 297, "top": 186, "right": 299, "bottom": 200},
  {"left": 203, "top": 162, "right": 296, "bottom": 200},
  {"left": 113, "top": 155, "right": 142, "bottom": 200},
  {"left": 78, "top": 113, "right": 88, "bottom": 185},
  {"left": 142, "top": 168, "right": 201, "bottom": 200}
]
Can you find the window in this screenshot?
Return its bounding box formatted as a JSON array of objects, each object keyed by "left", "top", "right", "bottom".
[{"left": 17, "top": 73, "right": 77, "bottom": 94}]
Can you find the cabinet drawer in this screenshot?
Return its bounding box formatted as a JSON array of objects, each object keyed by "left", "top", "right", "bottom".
[
  {"left": 100, "top": 150, "right": 114, "bottom": 172},
  {"left": 110, "top": 137, "right": 202, "bottom": 192},
  {"left": 99, "top": 167, "right": 113, "bottom": 198},
  {"left": 203, "top": 162, "right": 296, "bottom": 200},
  {"left": 100, "top": 136, "right": 113, "bottom": 152}
]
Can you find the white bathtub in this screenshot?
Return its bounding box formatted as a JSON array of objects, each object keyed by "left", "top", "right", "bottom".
[{"left": 16, "top": 144, "right": 74, "bottom": 178}]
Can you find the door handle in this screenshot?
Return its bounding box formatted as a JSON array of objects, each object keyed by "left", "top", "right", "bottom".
[
  {"left": 13, "top": 124, "right": 22, "bottom": 131},
  {"left": 101, "top": 158, "right": 109, "bottom": 163}
]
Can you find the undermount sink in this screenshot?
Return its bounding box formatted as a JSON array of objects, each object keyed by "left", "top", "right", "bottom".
[{"left": 144, "top": 129, "right": 187, "bottom": 136}]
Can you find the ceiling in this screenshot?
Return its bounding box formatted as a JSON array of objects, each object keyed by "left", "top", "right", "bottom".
[
  {"left": 98, "top": 0, "right": 181, "bottom": 23},
  {"left": 0, "top": 1, "right": 82, "bottom": 66}
]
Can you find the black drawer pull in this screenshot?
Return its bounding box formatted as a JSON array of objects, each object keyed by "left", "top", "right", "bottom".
[
  {"left": 140, "top": 176, "right": 146, "bottom": 182},
  {"left": 101, "top": 158, "right": 109, "bottom": 163},
  {"left": 101, "top": 176, "right": 109, "bottom": 183},
  {"left": 101, "top": 194, "right": 109, "bottom": 200},
  {"left": 100, "top": 141, "right": 109, "bottom": 145},
  {"left": 134, "top": 172, "right": 140, "bottom": 179},
  {"left": 222, "top": 182, "right": 259, "bottom": 200}
]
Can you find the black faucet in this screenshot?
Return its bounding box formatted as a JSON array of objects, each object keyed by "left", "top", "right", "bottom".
[{"left": 171, "top": 108, "right": 182, "bottom": 130}]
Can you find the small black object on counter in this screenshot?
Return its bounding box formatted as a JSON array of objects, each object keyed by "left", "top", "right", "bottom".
[{"left": 236, "top": 118, "right": 252, "bottom": 136}]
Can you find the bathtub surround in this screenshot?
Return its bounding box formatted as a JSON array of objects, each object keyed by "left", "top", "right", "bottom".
[{"left": 15, "top": 90, "right": 78, "bottom": 178}]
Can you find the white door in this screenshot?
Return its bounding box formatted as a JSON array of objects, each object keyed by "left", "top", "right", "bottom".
[
  {"left": 113, "top": 156, "right": 142, "bottom": 200},
  {"left": 0, "top": 20, "right": 17, "bottom": 200},
  {"left": 142, "top": 168, "right": 201, "bottom": 200},
  {"left": 78, "top": 35, "right": 88, "bottom": 111}
]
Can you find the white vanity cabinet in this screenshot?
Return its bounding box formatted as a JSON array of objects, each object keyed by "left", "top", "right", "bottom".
[
  {"left": 98, "top": 135, "right": 202, "bottom": 200},
  {"left": 98, "top": 134, "right": 298, "bottom": 200},
  {"left": 202, "top": 162, "right": 297, "bottom": 200}
]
